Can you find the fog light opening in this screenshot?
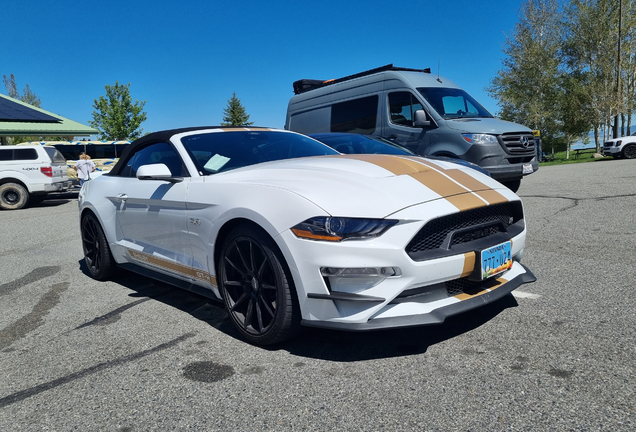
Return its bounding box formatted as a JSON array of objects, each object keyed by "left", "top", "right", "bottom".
[{"left": 320, "top": 267, "right": 401, "bottom": 278}]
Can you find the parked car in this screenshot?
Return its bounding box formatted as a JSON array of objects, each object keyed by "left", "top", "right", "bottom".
[
  {"left": 602, "top": 132, "right": 636, "bottom": 159},
  {"left": 286, "top": 64, "right": 538, "bottom": 192},
  {"left": 0, "top": 145, "right": 71, "bottom": 210},
  {"left": 79, "top": 127, "right": 535, "bottom": 345},
  {"left": 309, "top": 132, "right": 491, "bottom": 176}
]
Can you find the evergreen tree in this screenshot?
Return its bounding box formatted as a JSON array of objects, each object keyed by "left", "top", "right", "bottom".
[
  {"left": 221, "top": 92, "right": 254, "bottom": 126},
  {"left": 90, "top": 81, "right": 147, "bottom": 140}
]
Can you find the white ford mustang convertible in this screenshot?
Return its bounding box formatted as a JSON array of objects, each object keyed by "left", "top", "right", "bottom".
[{"left": 79, "top": 127, "right": 536, "bottom": 345}]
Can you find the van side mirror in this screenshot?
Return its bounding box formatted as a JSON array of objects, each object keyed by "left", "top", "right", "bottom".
[{"left": 413, "top": 110, "right": 431, "bottom": 127}]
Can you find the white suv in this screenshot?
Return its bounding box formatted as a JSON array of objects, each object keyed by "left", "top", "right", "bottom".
[
  {"left": 602, "top": 133, "right": 636, "bottom": 159},
  {"left": 0, "top": 145, "right": 72, "bottom": 210}
]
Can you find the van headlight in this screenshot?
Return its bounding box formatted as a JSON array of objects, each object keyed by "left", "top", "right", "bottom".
[
  {"left": 291, "top": 217, "right": 398, "bottom": 242},
  {"left": 462, "top": 133, "right": 498, "bottom": 145}
]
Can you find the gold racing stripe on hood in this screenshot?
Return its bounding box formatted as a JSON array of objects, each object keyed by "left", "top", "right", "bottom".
[{"left": 338, "top": 154, "right": 508, "bottom": 210}]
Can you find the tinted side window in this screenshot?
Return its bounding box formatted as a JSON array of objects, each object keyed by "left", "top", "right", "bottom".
[
  {"left": 331, "top": 95, "right": 378, "bottom": 134},
  {"left": 0, "top": 149, "right": 12, "bottom": 161},
  {"left": 14, "top": 148, "right": 39, "bottom": 160},
  {"left": 119, "top": 142, "right": 187, "bottom": 178},
  {"left": 388, "top": 92, "right": 424, "bottom": 127}
]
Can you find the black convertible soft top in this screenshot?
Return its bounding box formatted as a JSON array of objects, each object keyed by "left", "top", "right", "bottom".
[{"left": 108, "top": 126, "right": 271, "bottom": 176}]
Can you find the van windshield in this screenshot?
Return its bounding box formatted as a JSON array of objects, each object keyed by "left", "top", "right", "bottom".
[{"left": 417, "top": 87, "right": 493, "bottom": 120}]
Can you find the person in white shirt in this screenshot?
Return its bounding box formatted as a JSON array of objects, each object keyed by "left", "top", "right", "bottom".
[{"left": 73, "top": 152, "right": 96, "bottom": 186}]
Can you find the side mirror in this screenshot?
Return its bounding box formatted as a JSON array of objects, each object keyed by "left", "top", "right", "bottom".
[
  {"left": 136, "top": 163, "right": 183, "bottom": 183},
  {"left": 413, "top": 110, "right": 431, "bottom": 127}
]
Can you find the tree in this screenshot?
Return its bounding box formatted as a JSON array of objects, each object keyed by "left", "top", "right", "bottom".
[
  {"left": 487, "top": 0, "right": 563, "bottom": 145},
  {"left": 3, "top": 74, "right": 41, "bottom": 107},
  {"left": 562, "top": 0, "right": 621, "bottom": 149},
  {"left": 90, "top": 81, "right": 147, "bottom": 140},
  {"left": 557, "top": 72, "right": 594, "bottom": 158},
  {"left": 221, "top": 92, "right": 253, "bottom": 126}
]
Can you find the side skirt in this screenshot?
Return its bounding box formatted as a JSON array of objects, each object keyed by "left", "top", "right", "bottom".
[{"left": 119, "top": 262, "right": 223, "bottom": 304}]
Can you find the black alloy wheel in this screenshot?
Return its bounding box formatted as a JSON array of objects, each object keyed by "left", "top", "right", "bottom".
[
  {"left": 622, "top": 144, "right": 636, "bottom": 159},
  {"left": 81, "top": 213, "right": 117, "bottom": 280},
  {"left": 219, "top": 225, "right": 300, "bottom": 345}
]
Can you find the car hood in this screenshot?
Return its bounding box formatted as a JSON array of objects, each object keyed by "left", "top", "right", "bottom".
[
  {"left": 444, "top": 117, "right": 532, "bottom": 134},
  {"left": 210, "top": 155, "right": 511, "bottom": 219}
]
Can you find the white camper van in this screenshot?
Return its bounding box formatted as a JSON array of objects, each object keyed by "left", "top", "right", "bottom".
[{"left": 285, "top": 65, "right": 538, "bottom": 191}]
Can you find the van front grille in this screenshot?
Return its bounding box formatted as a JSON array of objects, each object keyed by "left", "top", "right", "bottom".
[{"left": 500, "top": 133, "right": 536, "bottom": 155}]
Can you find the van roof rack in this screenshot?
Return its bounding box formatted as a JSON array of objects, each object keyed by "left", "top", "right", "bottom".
[{"left": 292, "top": 64, "right": 431, "bottom": 95}]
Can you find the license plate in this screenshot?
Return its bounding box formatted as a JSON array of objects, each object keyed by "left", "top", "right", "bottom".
[
  {"left": 480, "top": 241, "right": 512, "bottom": 280},
  {"left": 523, "top": 163, "right": 533, "bottom": 174}
]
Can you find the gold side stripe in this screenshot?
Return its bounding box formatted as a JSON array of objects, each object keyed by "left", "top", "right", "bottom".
[{"left": 127, "top": 249, "right": 217, "bottom": 286}]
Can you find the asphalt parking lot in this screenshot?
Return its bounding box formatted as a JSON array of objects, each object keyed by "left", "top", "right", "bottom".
[{"left": 1, "top": 159, "right": 634, "bottom": 431}]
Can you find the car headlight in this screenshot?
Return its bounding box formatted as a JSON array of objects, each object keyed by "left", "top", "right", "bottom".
[
  {"left": 616, "top": 140, "right": 622, "bottom": 147},
  {"left": 291, "top": 217, "right": 398, "bottom": 242},
  {"left": 462, "top": 133, "right": 499, "bottom": 145}
]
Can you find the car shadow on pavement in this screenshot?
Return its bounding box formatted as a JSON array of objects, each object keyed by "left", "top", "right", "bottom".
[
  {"left": 29, "top": 191, "right": 79, "bottom": 208},
  {"left": 78, "top": 260, "right": 518, "bottom": 361},
  {"left": 283, "top": 295, "right": 518, "bottom": 361}
]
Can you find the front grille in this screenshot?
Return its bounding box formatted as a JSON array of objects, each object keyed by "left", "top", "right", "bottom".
[
  {"left": 445, "top": 278, "right": 483, "bottom": 296},
  {"left": 405, "top": 202, "right": 523, "bottom": 261},
  {"left": 500, "top": 133, "right": 536, "bottom": 154}
]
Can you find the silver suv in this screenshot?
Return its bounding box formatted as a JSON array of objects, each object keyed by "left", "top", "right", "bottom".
[{"left": 0, "top": 145, "right": 71, "bottom": 210}]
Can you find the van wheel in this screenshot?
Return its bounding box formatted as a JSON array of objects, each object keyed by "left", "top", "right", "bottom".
[
  {"left": 0, "top": 183, "right": 29, "bottom": 210},
  {"left": 501, "top": 179, "right": 521, "bottom": 193},
  {"left": 622, "top": 144, "right": 636, "bottom": 159}
]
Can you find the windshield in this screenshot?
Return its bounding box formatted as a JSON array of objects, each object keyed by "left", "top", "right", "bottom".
[
  {"left": 417, "top": 87, "right": 492, "bottom": 120},
  {"left": 181, "top": 130, "right": 339, "bottom": 175},
  {"left": 311, "top": 134, "right": 413, "bottom": 155}
]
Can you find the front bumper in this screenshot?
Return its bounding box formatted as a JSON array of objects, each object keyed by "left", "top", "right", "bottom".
[
  {"left": 602, "top": 147, "right": 620, "bottom": 156},
  {"left": 485, "top": 159, "right": 539, "bottom": 181},
  {"left": 302, "top": 263, "right": 535, "bottom": 330},
  {"left": 277, "top": 195, "right": 535, "bottom": 330}
]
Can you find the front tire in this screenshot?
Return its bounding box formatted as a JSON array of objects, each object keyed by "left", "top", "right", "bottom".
[
  {"left": 0, "top": 183, "right": 29, "bottom": 210},
  {"left": 218, "top": 225, "right": 300, "bottom": 345},
  {"left": 81, "top": 212, "right": 117, "bottom": 280},
  {"left": 622, "top": 144, "right": 636, "bottom": 159},
  {"left": 502, "top": 179, "right": 521, "bottom": 193}
]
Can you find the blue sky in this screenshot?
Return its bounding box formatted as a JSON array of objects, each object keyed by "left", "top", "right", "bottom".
[{"left": 2, "top": 0, "right": 525, "bottom": 135}]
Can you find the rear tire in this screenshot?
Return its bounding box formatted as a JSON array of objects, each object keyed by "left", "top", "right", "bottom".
[
  {"left": 622, "top": 144, "right": 636, "bottom": 159},
  {"left": 0, "top": 183, "right": 29, "bottom": 210},
  {"left": 81, "top": 212, "right": 117, "bottom": 280},
  {"left": 218, "top": 225, "right": 301, "bottom": 345},
  {"left": 501, "top": 179, "right": 521, "bottom": 193}
]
